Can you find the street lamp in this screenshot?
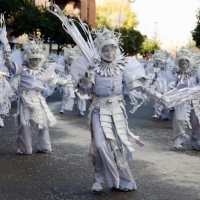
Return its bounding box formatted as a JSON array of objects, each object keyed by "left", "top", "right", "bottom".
[
  {"left": 49, "top": 0, "right": 53, "bottom": 55},
  {"left": 118, "top": 0, "right": 125, "bottom": 32},
  {"left": 119, "top": 0, "right": 136, "bottom": 33}
]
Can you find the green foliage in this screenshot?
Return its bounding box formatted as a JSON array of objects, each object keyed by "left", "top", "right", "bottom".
[
  {"left": 119, "top": 28, "right": 145, "bottom": 55},
  {"left": 140, "top": 38, "right": 160, "bottom": 54},
  {"left": 96, "top": 0, "right": 138, "bottom": 29},
  {"left": 186, "top": 39, "right": 196, "bottom": 49},
  {"left": 192, "top": 8, "right": 200, "bottom": 48},
  {"left": 11, "top": 3, "right": 43, "bottom": 36},
  {"left": 95, "top": 0, "right": 143, "bottom": 55},
  {"left": 0, "top": 0, "right": 20, "bottom": 17},
  {"left": 9, "top": 2, "right": 91, "bottom": 54},
  {"left": 0, "top": 0, "right": 33, "bottom": 19},
  {"left": 39, "top": 7, "right": 91, "bottom": 54}
]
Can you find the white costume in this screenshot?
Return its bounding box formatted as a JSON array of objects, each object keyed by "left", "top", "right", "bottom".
[
  {"left": 161, "top": 47, "right": 200, "bottom": 150},
  {"left": 150, "top": 50, "right": 177, "bottom": 120},
  {"left": 3, "top": 36, "right": 69, "bottom": 154},
  {"left": 58, "top": 48, "right": 88, "bottom": 115},
  {"left": 0, "top": 57, "right": 14, "bottom": 127},
  {"left": 0, "top": 14, "right": 15, "bottom": 127},
  {"left": 50, "top": 4, "right": 162, "bottom": 192}
]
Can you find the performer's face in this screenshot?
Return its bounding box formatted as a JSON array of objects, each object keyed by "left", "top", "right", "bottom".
[
  {"left": 28, "top": 58, "right": 41, "bottom": 69},
  {"left": 101, "top": 44, "right": 117, "bottom": 62},
  {"left": 65, "top": 57, "right": 74, "bottom": 66},
  {"left": 179, "top": 59, "right": 189, "bottom": 71},
  {"left": 155, "top": 59, "right": 162, "bottom": 68}
]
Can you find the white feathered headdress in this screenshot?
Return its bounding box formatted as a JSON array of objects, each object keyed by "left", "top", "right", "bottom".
[
  {"left": 49, "top": 3, "right": 100, "bottom": 67},
  {"left": 171, "top": 46, "right": 200, "bottom": 77},
  {"left": 22, "top": 35, "right": 44, "bottom": 61},
  {"left": 93, "top": 27, "right": 122, "bottom": 53},
  {"left": 151, "top": 50, "right": 170, "bottom": 65},
  {"left": 0, "top": 13, "right": 11, "bottom": 52}
]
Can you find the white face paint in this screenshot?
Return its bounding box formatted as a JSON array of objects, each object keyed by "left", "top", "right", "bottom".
[
  {"left": 64, "top": 57, "right": 74, "bottom": 67},
  {"left": 179, "top": 59, "right": 189, "bottom": 72},
  {"left": 101, "top": 44, "right": 117, "bottom": 62},
  {"left": 155, "top": 59, "right": 162, "bottom": 68},
  {"left": 28, "top": 58, "right": 41, "bottom": 69}
]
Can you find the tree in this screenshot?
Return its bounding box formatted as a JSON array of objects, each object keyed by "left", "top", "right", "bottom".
[
  {"left": 186, "top": 38, "right": 196, "bottom": 50},
  {"left": 192, "top": 8, "right": 200, "bottom": 48},
  {"left": 11, "top": 3, "right": 43, "bottom": 37},
  {"left": 10, "top": 3, "right": 91, "bottom": 55},
  {"left": 0, "top": 0, "right": 22, "bottom": 19},
  {"left": 140, "top": 38, "right": 160, "bottom": 54},
  {"left": 119, "top": 28, "right": 145, "bottom": 55},
  {"left": 39, "top": 7, "right": 91, "bottom": 55},
  {"left": 96, "top": 0, "right": 138, "bottom": 29},
  {"left": 0, "top": 0, "right": 36, "bottom": 21},
  {"left": 95, "top": 0, "right": 144, "bottom": 55}
]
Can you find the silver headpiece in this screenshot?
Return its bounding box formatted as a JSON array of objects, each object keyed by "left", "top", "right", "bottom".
[
  {"left": 93, "top": 28, "right": 125, "bottom": 76},
  {"left": 93, "top": 27, "right": 122, "bottom": 53},
  {"left": 23, "top": 36, "right": 44, "bottom": 61},
  {"left": 174, "top": 47, "right": 195, "bottom": 67},
  {"left": 48, "top": 54, "right": 58, "bottom": 63},
  {"left": 151, "top": 50, "right": 170, "bottom": 65},
  {"left": 65, "top": 46, "right": 76, "bottom": 60},
  {"left": 172, "top": 47, "right": 199, "bottom": 77}
]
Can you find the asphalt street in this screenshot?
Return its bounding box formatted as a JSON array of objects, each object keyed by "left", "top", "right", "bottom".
[{"left": 0, "top": 92, "right": 200, "bottom": 200}]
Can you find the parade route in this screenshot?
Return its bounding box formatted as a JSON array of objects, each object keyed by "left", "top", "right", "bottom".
[{"left": 0, "top": 92, "right": 200, "bottom": 200}]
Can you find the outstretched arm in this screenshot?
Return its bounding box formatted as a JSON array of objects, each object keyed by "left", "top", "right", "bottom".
[
  {"left": 0, "top": 14, "right": 16, "bottom": 73},
  {"left": 123, "top": 57, "right": 162, "bottom": 113}
]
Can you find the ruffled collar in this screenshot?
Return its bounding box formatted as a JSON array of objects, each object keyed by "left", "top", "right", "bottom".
[
  {"left": 94, "top": 54, "right": 125, "bottom": 77},
  {"left": 23, "top": 60, "right": 48, "bottom": 76},
  {"left": 171, "top": 64, "right": 199, "bottom": 78}
]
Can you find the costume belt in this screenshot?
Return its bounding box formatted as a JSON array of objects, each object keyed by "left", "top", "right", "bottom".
[
  {"left": 92, "top": 94, "right": 124, "bottom": 107},
  {"left": 0, "top": 71, "right": 9, "bottom": 77},
  {"left": 20, "top": 89, "right": 42, "bottom": 97}
]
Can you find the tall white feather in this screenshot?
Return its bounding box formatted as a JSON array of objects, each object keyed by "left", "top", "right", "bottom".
[{"left": 48, "top": 3, "right": 99, "bottom": 67}]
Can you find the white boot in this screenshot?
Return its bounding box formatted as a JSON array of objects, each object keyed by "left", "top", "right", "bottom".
[
  {"left": 152, "top": 114, "right": 160, "bottom": 119},
  {"left": 91, "top": 182, "right": 103, "bottom": 192},
  {"left": 60, "top": 110, "right": 64, "bottom": 114},
  {"left": 173, "top": 134, "right": 189, "bottom": 148},
  {"left": 17, "top": 148, "right": 24, "bottom": 155},
  {"left": 0, "top": 117, "right": 4, "bottom": 127},
  {"left": 79, "top": 111, "right": 85, "bottom": 116}
]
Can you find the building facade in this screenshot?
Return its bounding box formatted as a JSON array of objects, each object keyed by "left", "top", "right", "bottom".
[{"left": 35, "top": 0, "right": 96, "bottom": 28}]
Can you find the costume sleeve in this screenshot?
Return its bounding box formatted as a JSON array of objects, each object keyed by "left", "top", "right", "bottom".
[
  {"left": 123, "top": 57, "right": 146, "bottom": 92},
  {"left": 164, "top": 61, "right": 178, "bottom": 90},
  {"left": 123, "top": 57, "right": 162, "bottom": 113},
  {"left": 145, "top": 62, "right": 154, "bottom": 74},
  {"left": 71, "top": 56, "right": 93, "bottom": 94},
  {"left": 36, "top": 62, "right": 68, "bottom": 87}
]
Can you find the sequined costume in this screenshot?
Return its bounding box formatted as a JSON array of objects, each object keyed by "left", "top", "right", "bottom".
[
  {"left": 161, "top": 47, "right": 200, "bottom": 150},
  {"left": 0, "top": 57, "right": 14, "bottom": 127},
  {"left": 72, "top": 55, "right": 146, "bottom": 190},
  {"left": 58, "top": 48, "right": 88, "bottom": 115},
  {"left": 0, "top": 14, "right": 15, "bottom": 127},
  {"left": 4, "top": 37, "right": 69, "bottom": 154},
  {"left": 150, "top": 50, "right": 177, "bottom": 120},
  {"left": 49, "top": 4, "right": 161, "bottom": 191}
]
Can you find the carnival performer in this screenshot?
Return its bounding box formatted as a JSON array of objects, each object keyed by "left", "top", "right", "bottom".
[
  {"left": 58, "top": 47, "right": 88, "bottom": 116},
  {"left": 2, "top": 35, "right": 69, "bottom": 154},
  {"left": 150, "top": 50, "right": 176, "bottom": 120},
  {"left": 49, "top": 4, "right": 162, "bottom": 192},
  {"left": 0, "top": 13, "right": 15, "bottom": 127},
  {"left": 161, "top": 47, "right": 200, "bottom": 150},
  {"left": 41, "top": 54, "right": 61, "bottom": 99},
  {"left": 0, "top": 56, "right": 14, "bottom": 128}
]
